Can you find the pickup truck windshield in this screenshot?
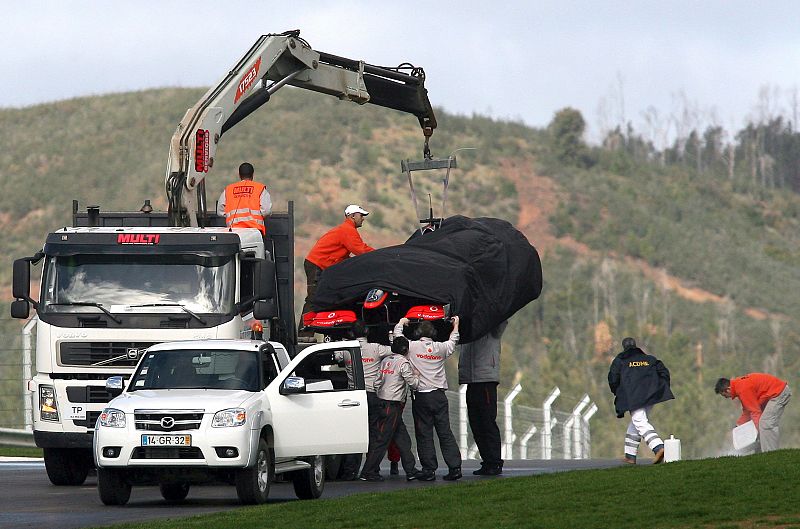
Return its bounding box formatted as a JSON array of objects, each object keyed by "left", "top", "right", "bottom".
[
  {"left": 130, "top": 350, "right": 259, "bottom": 391},
  {"left": 41, "top": 254, "right": 235, "bottom": 314}
]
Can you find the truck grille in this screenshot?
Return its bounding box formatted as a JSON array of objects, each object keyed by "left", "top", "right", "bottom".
[
  {"left": 72, "top": 411, "right": 102, "bottom": 429},
  {"left": 134, "top": 412, "right": 204, "bottom": 432},
  {"left": 131, "top": 447, "right": 203, "bottom": 459},
  {"left": 59, "top": 342, "right": 156, "bottom": 367},
  {"left": 66, "top": 385, "right": 113, "bottom": 403}
]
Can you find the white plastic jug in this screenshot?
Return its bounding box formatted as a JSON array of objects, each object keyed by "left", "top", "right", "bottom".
[
  {"left": 664, "top": 435, "right": 681, "bottom": 462},
  {"left": 732, "top": 420, "right": 758, "bottom": 450}
]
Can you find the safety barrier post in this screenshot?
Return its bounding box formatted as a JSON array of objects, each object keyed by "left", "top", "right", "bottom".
[
  {"left": 541, "top": 387, "right": 560, "bottom": 459},
  {"left": 519, "top": 423, "right": 537, "bottom": 459},
  {"left": 22, "top": 317, "right": 37, "bottom": 431},
  {"left": 571, "top": 395, "right": 591, "bottom": 459},
  {"left": 581, "top": 403, "right": 598, "bottom": 459},
  {"left": 459, "top": 384, "right": 468, "bottom": 457},
  {"left": 502, "top": 384, "right": 522, "bottom": 460}
]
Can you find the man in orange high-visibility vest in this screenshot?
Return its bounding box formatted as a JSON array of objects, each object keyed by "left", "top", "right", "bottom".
[{"left": 217, "top": 162, "right": 272, "bottom": 235}]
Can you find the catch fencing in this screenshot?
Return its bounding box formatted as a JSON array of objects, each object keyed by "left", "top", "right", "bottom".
[{"left": 0, "top": 319, "right": 599, "bottom": 458}]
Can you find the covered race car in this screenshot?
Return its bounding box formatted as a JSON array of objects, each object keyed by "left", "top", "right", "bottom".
[{"left": 309, "top": 215, "right": 542, "bottom": 343}]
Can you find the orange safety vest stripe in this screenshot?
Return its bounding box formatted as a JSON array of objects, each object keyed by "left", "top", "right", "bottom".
[{"left": 224, "top": 181, "right": 266, "bottom": 233}]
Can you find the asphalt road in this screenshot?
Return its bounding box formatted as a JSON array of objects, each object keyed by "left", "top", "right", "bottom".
[{"left": 0, "top": 458, "right": 623, "bottom": 529}]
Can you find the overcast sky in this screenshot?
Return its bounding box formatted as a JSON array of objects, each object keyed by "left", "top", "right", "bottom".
[{"left": 3, "top": 1, "right": 800, "bottom": 142}]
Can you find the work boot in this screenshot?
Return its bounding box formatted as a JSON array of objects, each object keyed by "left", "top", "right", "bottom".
[
  {"left": 443, "top": 467, "right": 462, "bottom": 481},
  {"left": 405, "top": 468, "right": 423, "bottom": 481},
  {"left": 390, "top": 461, "right": 399, "bottom": 475},
  {"left": 415, "top": 469, "right": 436, "bottom": 481}
]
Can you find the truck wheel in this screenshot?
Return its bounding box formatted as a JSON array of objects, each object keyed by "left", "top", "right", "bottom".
[
  {"left": 159, "top": 482, "right": 190, "bottom": 502},
  {"left": 43, "top": 448, "right": 90, "bottom": 486},
  {"left": 97, "top": 468, "right": 131, "bottom": 506},
  {"left": 292, "top": 455, "right": 325, "bottom": 500},
  {"left": 235, "top": 438, "right": 273, "bottom": 505}
]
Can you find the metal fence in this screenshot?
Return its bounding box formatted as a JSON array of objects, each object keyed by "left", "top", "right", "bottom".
[{"left": 0, "top": 319, "right": 599, "bottom": 457}]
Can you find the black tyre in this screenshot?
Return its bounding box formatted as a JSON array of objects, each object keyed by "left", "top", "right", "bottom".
[
  {"left": 44, "top": 448, "right": 90, "bottom": 486},
  {"left": 292, "top": 455, "right": 325, "bottom": 500},
  {"left": 325, "top": 454, "right": 342, "bottom": 480},
  {"left": 97, "top": 468, "right": 132, "bottom": 506},
  {"left": 235, "top": 438, "right": 273, "bottom": 505},
  {"left": 159, "top": 482, "right": 190, "bottom": 502}
]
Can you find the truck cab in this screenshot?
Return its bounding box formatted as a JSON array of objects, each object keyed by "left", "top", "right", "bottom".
[{"left": 94, "top": 339, "right": 367, "bottom": 505}]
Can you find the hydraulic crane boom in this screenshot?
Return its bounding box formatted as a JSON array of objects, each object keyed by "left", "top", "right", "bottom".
[{"left": 166, "top": 30, "right": 437, "bottom": 226}]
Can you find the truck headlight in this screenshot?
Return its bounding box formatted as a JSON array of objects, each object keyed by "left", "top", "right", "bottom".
[
  {"left": 98, "top": 408, "right": 126, "bottom": 428},
  {"left": 212, "top": 408, "right": 246, "bottom": 428},
  {"left": 39, "top": 385, "right": 58, "bottom": 421}
]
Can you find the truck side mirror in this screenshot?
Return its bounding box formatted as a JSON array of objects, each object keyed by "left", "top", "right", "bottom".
[
  {"left": 12, "top": 259, "right": 31, "bottom": 300},
  {"left": 10, "top": 300, "right": 30, "bottom": 319},
  {"left": 280, "top": 376, "right": 306, "bottom": 395},
  {"left": 254, "top": 260, "right": 276, "bottom": 300},
  {"left": 253, "top": 300, "right": 277, "bottom": 320},
  {"left": 105, "top": 376, "right": 125, "bottom": 398}
]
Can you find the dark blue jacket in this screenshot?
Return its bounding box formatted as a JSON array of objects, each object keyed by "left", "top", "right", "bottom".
[{"left": 608, "top": 348, "right": 674, "bottom": 418}]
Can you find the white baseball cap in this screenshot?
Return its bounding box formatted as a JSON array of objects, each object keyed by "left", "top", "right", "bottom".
[{"left": 344, "top": 204, "right": 369, "bottom": 216}]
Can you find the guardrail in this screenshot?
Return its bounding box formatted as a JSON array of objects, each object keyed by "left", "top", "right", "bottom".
[{"left": 0, "top": 427, "right": 35, "bottom": 447}]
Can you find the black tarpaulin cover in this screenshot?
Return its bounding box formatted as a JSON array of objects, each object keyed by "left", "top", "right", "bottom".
[{"left": 311, "top": 216, "right": 543, "bottom": 342}]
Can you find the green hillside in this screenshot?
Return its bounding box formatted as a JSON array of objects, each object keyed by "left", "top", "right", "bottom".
[{"left": 0, "top": 88, "right": 798, "bottom": 458}]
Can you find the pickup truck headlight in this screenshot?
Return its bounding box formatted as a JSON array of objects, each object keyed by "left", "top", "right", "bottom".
[
  {"left": 98, "top": 408, "right": 126, "bottom": 428},
  {"left": 212, "top": 408, "right": 246, "bottom": 428},
  {"left": 39, "top": 385, "right": 58, "bottom": 421}
]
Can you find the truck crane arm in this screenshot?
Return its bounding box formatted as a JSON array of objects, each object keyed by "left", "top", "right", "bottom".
[{"left": 166, "top": 30, "right": 437, "bottom": 227}]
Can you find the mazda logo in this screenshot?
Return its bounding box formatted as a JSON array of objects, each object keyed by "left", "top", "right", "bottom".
[{"left": 160, "top": 417, "right": 175, "bottom": 429}]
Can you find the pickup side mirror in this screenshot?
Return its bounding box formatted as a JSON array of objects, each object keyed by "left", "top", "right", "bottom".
[
  {"left": 10, "top": 300, "right": 30, "bottom": 319},
  {"left": 105, "top": 376, "right": 125, "bottom": 398},
  {"left": 253, "top": 300, "right": 277, "bottom": 320},
  {"left": 254, "top": 260, "right": 276, "bottom": 300},
  {"left": 12, "top": 259, "right": 31, "bottom": 301},
  {"left": 280, "top": 376, "right": 306, "bottom": 395}
]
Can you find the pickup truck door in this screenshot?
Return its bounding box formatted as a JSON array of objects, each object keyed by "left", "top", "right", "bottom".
[{"left": 267, "top": 341, "right": 368, "bottom": 458}]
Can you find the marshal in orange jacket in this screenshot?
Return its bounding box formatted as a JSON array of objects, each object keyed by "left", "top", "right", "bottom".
[
  {"left": 730, "top": 373, "right": 787, "bottom": 426},
  {"left": 306, "top": 218, "right": 375, "bottom": 270}
]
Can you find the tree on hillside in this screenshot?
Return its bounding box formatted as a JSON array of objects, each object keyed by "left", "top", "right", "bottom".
[{"left": 548, "top": 107, "right": 590, "bottom": 166}]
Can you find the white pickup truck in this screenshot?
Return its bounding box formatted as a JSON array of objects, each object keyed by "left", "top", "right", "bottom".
[{"left": 93, "top": 339, "right": 368, "bottom": 505}]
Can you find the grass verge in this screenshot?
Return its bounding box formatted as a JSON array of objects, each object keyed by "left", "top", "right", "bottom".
[
  {"left": 90, "top": 450, "right": 800, "bottom": 529},
  {"left": 0, "top": 445, "right": 42, "bottom": 458}
]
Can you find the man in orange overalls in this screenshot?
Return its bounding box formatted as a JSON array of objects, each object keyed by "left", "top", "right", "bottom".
[
  {"left": 715, "top": 373, "right": 791, "bottom": 452},
  {"left": 299, "top": 205, "right": 375, "bottom": 339},
  {"left": 217, "top": 162, "right": 272, "bottom": 235}
]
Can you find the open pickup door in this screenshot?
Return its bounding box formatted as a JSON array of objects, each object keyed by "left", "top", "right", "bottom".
[{"left": 267, "top": 340, "right": 367, "bottom": 457}]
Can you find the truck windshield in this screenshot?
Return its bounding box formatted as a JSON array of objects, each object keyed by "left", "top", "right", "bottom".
[
  {"left": 41, "top": 254, "right": 235, "bottom": 314},
  {"left": 129, "top": 350, "right": 259, "bottom": 391}
]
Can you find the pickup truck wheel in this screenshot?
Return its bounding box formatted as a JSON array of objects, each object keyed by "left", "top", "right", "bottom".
[
  {"left": 159, "top": 482, "right": 190, "bottom": 502},
  {"left": 43, "top": 448, "right": 90, "bottom": 486},
  {"left": 97, "top": 468, "right": 131, "bottom": 506},
  {"left": 235, "top": 438, "right": 273, "bottom": 505},
  {"left": 293, "top": 455, "right": 325, "bottom": 500}
]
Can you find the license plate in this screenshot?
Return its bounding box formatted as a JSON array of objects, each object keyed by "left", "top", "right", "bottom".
[{"left": 141, "top": 434, "right": 191, "bottom": 446}]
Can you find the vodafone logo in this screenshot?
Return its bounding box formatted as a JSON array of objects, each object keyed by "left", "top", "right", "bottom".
[
  {"left": 235, "top": 57, "right": 262, "bottom": 103},
  {"left": 429, "top": 306, "right": 439, "bottom": 312}
]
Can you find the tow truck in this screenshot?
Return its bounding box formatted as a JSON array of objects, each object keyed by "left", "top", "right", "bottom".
[{"left": 11, "top": 30, "right": 438, "bottom": 486}]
